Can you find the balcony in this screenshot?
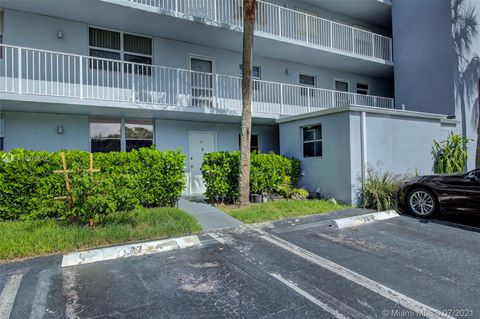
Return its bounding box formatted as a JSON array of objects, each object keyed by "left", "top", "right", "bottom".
[
  {"left": 122, "top": 0, "right": 393, "bottom": 63},
  {"left": 0, "top": 44, "right": 394, "bottom": 117}
]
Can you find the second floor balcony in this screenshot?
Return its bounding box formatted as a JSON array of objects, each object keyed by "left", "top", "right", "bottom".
[
  {"left": 123, "top": 0, "right": 393, "bottom": 63},
  {"left": 0, "top": 44, "right": 394, "bottom": 117}
]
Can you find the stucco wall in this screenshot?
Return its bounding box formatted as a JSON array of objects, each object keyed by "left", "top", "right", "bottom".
[
  {"left": 2, "top": 111, "right": 279, "bottom": 154},
  {"left": 155, "top": 119, "right": 279, "bottom": 155},
  {"left": 279, "top": 112, "right": 353, "bottom": 203},
  {"left": 3, "top": 112, "right": 90, "bottom": 151},
  {"left": 279, "top": 108, "right": 460, "bottom": 205},
  {"left": 3, "top": 9, "right": 89, "bottom": 55},
  {"left": 392, "top": 0, "right": 455, "bottom": 114}
]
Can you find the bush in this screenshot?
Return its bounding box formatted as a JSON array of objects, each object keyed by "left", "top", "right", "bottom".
[
  {"left": 276, "top": 176, "right": 309, "bottom": 200},
  {"left": 360, "top": 169, "right": 404, "bottom": 211},
  {"left": 432, "top": 132, "right": 470, "bottom": 174},
  {"left": 201, "top": 151, "right": 301, "bottom": 204},
  {"left": 0, "top": 148, "right": 186, "bottom": 222}
]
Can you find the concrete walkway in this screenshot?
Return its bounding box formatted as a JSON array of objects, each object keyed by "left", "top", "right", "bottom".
[{"left": 178, "top": 198, "right": 243, "bottom": 231}]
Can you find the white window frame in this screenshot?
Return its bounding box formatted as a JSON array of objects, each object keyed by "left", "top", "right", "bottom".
[
  {"left": 188, "top": 54, "right": 216, "bottom": 74},
  {"left": 89, "top": 117, "right": 155, "bottom": 152},
  {"left": 88, "top": 26, "right": 153, "bottom": 64},
  {"left": 302, "top": 125, "right": 322, "bottom": 158},
  {"left": 299, "top": 73, "right": 316, "bottom": 87}
]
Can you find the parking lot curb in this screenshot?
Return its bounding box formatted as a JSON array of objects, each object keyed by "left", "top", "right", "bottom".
[
  {"left": 333, "top": 210, "right": 399, "bottom": 229},
  {"left": 61, "top": 235, "right": 201, "bottom": 267}
]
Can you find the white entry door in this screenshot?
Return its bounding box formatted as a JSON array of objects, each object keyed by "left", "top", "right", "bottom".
[{"left": 188, "top": 132, "right": 216, "bottom": 196}]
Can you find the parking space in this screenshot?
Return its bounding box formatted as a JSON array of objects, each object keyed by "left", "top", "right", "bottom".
[{"left": 1, "top": 211, "right": 479, "bottom": 318}]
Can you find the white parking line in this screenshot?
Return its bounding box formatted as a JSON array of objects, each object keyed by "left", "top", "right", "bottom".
[
  {"left": 29, "top": 269, "right": 54, "bottom": 319},
  {"left": 0, "top": 274, "right": 23, "bottom": 319},
  {"left": 270, "top": 273, "right": 351, "bottom": 319},
  {"left": 255, "top": 227, "right": 455, "bottom": 319}
]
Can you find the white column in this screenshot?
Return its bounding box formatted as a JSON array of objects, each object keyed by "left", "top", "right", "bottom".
[
  {"left": 18, "top": 47, "right": 22, "bottom": 94},
  {"left": 361, "top": 111, "right": 368, "bottom": 183}
]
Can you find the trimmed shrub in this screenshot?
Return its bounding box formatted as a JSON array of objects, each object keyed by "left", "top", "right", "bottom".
[
  {"left": 201, "top": 151, "right": 301, "bottom": 204},
  {"left": 0, "top": 148, "right": 185, "bottom": 222}
]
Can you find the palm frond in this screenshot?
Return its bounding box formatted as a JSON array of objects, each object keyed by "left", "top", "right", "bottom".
[
  {"left": 463, "top": 55, "right": 480, "bottom": 99},
  {"left": 471, "top": 96, "right": 479, "bottom": 130}
]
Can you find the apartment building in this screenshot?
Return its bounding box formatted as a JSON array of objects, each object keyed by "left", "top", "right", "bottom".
[{"left": 0, "top": 0, "right": 466, "bottom": 203}]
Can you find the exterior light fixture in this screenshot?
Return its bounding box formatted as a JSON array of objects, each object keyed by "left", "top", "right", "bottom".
[
  {"left": 57, "top": 30, "right": 64, "bottom": 39},
  {"left": 57, "top": 125, "right": 64, "bottom": 134}
]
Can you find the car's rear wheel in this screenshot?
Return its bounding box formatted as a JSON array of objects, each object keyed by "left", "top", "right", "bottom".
[{"left": 407, "top": 188, "right": 438, "bottom": 217}]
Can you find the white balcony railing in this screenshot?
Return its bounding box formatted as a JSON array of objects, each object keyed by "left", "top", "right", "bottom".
[
  {"left": 126, "top": 0, "right": 393, "bottom": 62},
  {"left": 0, "top": 44, "right": 394, "bottom": 115}
]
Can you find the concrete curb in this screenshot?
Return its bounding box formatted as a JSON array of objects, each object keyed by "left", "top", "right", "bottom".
[
  {"left": 333, "top": 210, "right": 400, "bottom": 229},
  {"left": 61, "top": 235, "right": 201, "bottom": 267}
]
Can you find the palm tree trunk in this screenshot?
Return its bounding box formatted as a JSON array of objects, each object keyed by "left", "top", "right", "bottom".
[{"left": 239, "top": 0, "right": 256, "bottom": 206}]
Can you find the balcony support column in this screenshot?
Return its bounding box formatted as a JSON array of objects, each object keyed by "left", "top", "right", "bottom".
[
  {"left": 280, "top": 84, "right": 284, "bottom": 115},
  {"left": 18, "top": 47, "right": 22, "bottom": 94},
  {"left": 79, "top": 57, "right": 83, "bottom": 99}
]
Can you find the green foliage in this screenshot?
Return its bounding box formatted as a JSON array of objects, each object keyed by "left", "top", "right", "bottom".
[
  {"left": 0, "top": 148, "right": 186, "bottom": 222},
  {"left": 0, "top": 207, "right": 201, "bottom": 260},
  {"left": 361, "top": 169, "right": 404, "bottom": 211},
  {"left": 276, "top": 176, "right": 309, "bottom": 200},
  {"left": 220, "top": 199, "right": 349, "bottom": 224},
  {"left": 201, "top": 151, "right": 301, "bottom": 204},
  {"left": 432, "top": 132, "right": 470, "bottom": 174}
]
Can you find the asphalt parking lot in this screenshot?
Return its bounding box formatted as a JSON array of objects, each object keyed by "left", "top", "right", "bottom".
[{"left": 1, "top": 209, "right": 479, "bottom": 319}]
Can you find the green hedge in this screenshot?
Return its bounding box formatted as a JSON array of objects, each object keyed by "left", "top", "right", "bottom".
[
  {"left": 0, "top": 148, "right": 185, "bottom": 222},
  {"left": 201, "top": 151, "right": 301, "bottom": 204}
]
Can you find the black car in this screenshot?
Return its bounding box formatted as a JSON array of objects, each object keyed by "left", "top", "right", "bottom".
[{"left": 399, "top": 169, "right": 480, "bottom": 217}]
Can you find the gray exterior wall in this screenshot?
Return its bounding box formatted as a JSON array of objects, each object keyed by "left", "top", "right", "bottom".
[
  {"left": 392, "top": 0, "right": 455, "bottom": 115},
  {"left": 279, "top": 112, "right": 353, "bottom": 203},
  {"left": 3, "top": 112, "right": 90, "bottom": 151},
  {"left": 279, "top": 108, "right": 459, "bottom": 204},
  {"left": 2, "top": 111, "right": 279, "bottom": 155},
  {"left": 2, "top": 9, "right": 393, "bottom": 97},
  {"left": 155, "top": 119, "right": 279, "bottom": 155}
]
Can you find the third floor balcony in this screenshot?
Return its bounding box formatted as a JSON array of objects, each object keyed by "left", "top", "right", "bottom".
[{"left": 123, "top": 0, "right": 393, "bottom": 63}]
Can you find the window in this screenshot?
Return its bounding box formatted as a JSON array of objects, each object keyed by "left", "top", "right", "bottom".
[
  {"left": 239, "top": 64, "right": 261, "bottom": 79},
  {"left": 90, "top": 118, "right": 154, "bottom": 152},
  {"left": 90, "top": 118, "right": 122, "bottom": 152},
  {"left": 240, "top": 64, "right": 262, "bottom": 90},
  {"left": 125, "top": 119, "right": 154, "bottom": 151},
  {"left": 300, "top": 74, "right": 315, "bottom": 87},
  {"left": 357, "top": 83, "right": 369, "bottom": 95},
  {"left": 335, "top": 80, "right": 349, "bottom": 92},
  {"left": 300, "top": 74, "right": 315, "bottom": 96},
  {"left": 303, "top": 125, "right": 322, "bottom": 157},
  {"left": 239, "top": 134, "right": 259, "bottom": 152},
  {"left": 89, "top": 27, "right": 152, "bottom": 72}
]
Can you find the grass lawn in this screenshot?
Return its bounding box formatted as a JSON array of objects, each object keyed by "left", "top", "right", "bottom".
[
  {"left": 219, "top": 199, "right": 349, "bottom": 224},
  {"left": 0, "top": 207, "right": 202, "bottom": 261}
]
